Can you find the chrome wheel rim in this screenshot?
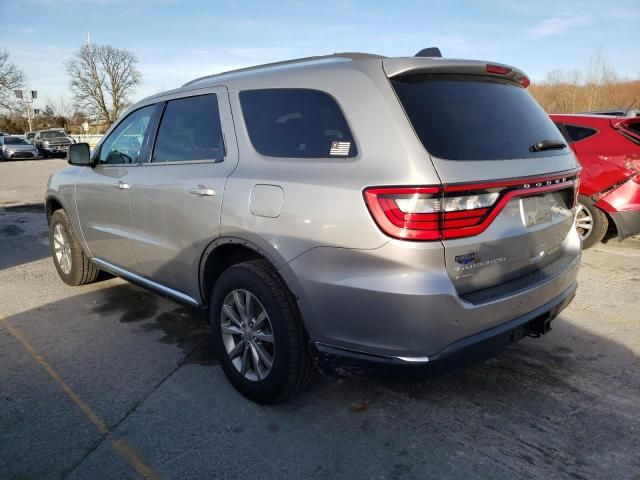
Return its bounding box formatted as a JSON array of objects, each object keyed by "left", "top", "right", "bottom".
[
  {"left": 53, "top": 223, "right": 72, "bottom": 274},
  {"left": 575, "top": 203, "right": 593, "bottom": 240},
  {"left": 220, "top": 289, "right": 275, "bottom": 382}
]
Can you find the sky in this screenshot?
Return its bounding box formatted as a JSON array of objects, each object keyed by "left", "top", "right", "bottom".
[{"left": 1, "top": 0, "right": 639, "bottom": 110}]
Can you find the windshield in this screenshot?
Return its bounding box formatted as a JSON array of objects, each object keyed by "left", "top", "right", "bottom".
[
  {"left": 4, "top": 137, "right": 29, "bottom": 145},
  {"left": 41, "top": 131, "right": 66, "bottom": 139},
  {"left": 391, "top": 74, "right": 567, "bottom": 161}
]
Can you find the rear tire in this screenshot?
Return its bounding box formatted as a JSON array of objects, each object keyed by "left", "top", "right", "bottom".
[
  {"left": 209, "top": 260, "right": 314, "bottom": 404},
  {"left": 49, "top": 209, "right": 99, "bottom": 285},
  {"left": 576, "top": 196, "right": 608, "bottom": 249}
]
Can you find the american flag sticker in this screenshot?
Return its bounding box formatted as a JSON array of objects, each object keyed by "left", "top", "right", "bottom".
[{"left": 329, "top": 141, "right": 351, "bottom": 156}]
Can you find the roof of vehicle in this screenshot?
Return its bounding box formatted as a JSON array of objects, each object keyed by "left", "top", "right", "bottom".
[
  {"left": 580, "top": 108, "right": 640, "bottom": 117},
  {"left": 136, "top": 51, "right": 526, "bottom": 104},
  {"left": 550, "top": 113, "right": 618, "bottom": 124}
]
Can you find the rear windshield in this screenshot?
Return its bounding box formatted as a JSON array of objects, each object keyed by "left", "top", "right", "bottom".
[{"left": 391, "top": 75, "right": 567, "bottom": 161}]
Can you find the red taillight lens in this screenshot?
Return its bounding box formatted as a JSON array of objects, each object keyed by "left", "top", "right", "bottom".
[
  {"left": 364, "top": 187, "right": 500, "bottom": 240},
  {"left": 364, "top": 187, "right": 442, "bottom": 240},
  {"left": 364, "top": 175, "right": 579, "bottom": 241},
  {"left": 486, "top": 64, "right": 512, "bottom": 75}
]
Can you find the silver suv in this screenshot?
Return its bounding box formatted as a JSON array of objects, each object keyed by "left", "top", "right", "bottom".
[{"left": 46, "top": 51, "right": 581, "bottom": 403}]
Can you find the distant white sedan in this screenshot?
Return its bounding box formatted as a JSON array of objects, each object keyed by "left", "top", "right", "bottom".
[{"left": 0, "top": 136, "right": 39, "bottom": 160}]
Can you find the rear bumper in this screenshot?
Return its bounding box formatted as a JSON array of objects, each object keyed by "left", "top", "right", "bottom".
[
  {"left": 595, "top": 177, "right": 640, "bottom": 239},
  {"left": 609, "top": 210, "right": 640, "bottom": 239},
  {"left": 312, "top": 282, "right": 577, "bottom": 377},
  {"left": 283, "top": 227, "right": 581, "bottom": 360}
]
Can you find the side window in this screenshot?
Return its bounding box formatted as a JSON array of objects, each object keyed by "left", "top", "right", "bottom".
[
  {"left": 239, "top": 89, "right": 357, "bottom": 158},
  {"left": 153, "top": 94, "right": 224, "bottom": 163},
  {"left": 98, "top": 105, "right": 154, "bottom": 165},
  {"left": 565, "top": 125, "right": 598, "bottom": 143}
]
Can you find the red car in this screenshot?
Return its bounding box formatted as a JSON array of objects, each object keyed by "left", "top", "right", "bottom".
[{"left": 550, "top": 114, "right": 640, "bottom": 248}]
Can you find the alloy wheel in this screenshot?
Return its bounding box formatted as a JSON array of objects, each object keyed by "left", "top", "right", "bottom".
[
  {"left": 53, "top": 223, "right": 72, "bottom": 274},
  {"left": 220, "top": 289, "right": 275, "bottom": 382},
  {"left": 575, "top": 203, "right": 593, "bottom": 240}
]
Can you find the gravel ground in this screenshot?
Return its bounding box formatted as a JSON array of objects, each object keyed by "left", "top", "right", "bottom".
[{"left": 1, "top": 159, "right": 639, "bottom": 480}]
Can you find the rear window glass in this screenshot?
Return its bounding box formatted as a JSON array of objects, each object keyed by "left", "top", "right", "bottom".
[
  {"left": 391, "top": 75, "right": 567, "bottom": 161},
  {"left": 239, "top": 89, "right": 357, "bottom": 158},
  {"left": 565, "top": 125, "right": 598, "bottom": 142}
]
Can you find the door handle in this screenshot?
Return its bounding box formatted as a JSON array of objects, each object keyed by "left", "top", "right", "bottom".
[
  {"left": 189, "top": 185, "right": 216, "bottom": 197},
  {"left": 112, "top": 181, "right": 130, "bottom": 190}
]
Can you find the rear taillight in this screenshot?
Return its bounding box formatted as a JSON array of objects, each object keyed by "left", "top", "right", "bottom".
[{"left": 364, "top": 174, "right": 579, "bottom": 241}]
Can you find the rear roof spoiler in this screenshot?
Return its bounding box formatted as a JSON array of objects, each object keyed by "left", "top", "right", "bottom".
[
  {"left": 612, "top": 117, "right": 640, "bottom": 142},
  {"left": 383, "top": 58, "right": 530, "bottom": 88}
]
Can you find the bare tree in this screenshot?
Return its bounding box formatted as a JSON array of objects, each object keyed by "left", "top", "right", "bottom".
[
  {"left": 45, "top": 96, "right": 73, "bottom": 118},
  {"left": 39, "top": 99, "right": 70, "bottom": 130},
  {"left": 0, "top": 49, "right": 27, "bottom": 111},
  {"left": 66, "top": 44, "right": 142, "bottom": 126},
  {"left": 585, "top": 49, "right": 617, "bottom": 111},
  {"left": 529, "top": 49, "right": 639, "bottom": 114}
]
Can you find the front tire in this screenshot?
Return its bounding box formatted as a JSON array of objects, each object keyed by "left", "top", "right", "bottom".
[
  {"left": 210, "top": 260, "right": 314, "bottom": 404},
  {"left": 576, "top": 196, "right": 608, "bottom": 249},
  {"left": 49, "top": 209, "right": 99, "bottom": 285}
]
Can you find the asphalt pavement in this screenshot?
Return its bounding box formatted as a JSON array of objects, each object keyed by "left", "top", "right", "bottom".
[{"left": 1, "top": 159, "right": 639, "bottom": 479}]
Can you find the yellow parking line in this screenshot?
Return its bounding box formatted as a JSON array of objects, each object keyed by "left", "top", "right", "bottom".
[{"left": 0, "top": 315, "right": 160, "bottom": 480}]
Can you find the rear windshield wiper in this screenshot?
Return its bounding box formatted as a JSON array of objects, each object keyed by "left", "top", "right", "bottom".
[{"left": 529, "top": 139, "right": 566, "bottom": 152}]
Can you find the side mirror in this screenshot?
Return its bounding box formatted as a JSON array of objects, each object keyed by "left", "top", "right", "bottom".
[{"left": 68, "top": 143, "right": 91, "bottom": 166}]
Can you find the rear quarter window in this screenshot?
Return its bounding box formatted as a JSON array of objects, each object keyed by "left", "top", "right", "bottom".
[
  {"left": 391, "top": 74, "right": 567, "bottom": 161},
  {"left": 565, "top": 124, "right": 598, "bottom": 143},
  {"left": 239, "top": 89, "right": 357, "bottom": 158}
]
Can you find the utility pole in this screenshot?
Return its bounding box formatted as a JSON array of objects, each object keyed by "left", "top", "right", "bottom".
[{"left": 14, "top": 89, "right": 38, "bottom": 132}]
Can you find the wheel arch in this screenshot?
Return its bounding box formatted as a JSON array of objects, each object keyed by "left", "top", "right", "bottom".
[
  {"left": 199, "top": 237, "right": 290, "bottom": 306},
  {"left": 45, "top": 194, "right": 65, "bottom": 224}
]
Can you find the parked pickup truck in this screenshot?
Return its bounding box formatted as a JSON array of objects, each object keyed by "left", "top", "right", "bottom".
[{"left": 34, "top": 129, "right": 75, "bottom": 158}]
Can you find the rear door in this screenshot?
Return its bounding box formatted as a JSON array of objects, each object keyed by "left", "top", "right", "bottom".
[
  {"left": 130, "top": 87, "right": 238, "bottom": 301},
  {"left": 388, "top": 71, "right": 580, "bottom": 294}
]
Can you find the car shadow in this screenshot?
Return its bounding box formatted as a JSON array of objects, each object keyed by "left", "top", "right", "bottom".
[
  {"left": 0, "top": 203, "right": 51, "bottom": 270},
  {"left": 1, "top": 277, "right": 638, "bottom": 480}
]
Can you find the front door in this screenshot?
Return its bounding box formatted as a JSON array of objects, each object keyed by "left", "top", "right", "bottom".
[
  {"left": 76, "top": 105, "right": 156, "bottom": 271},
  {"left": 130, "top": 88, "right": 238, "bottom": 300}
]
